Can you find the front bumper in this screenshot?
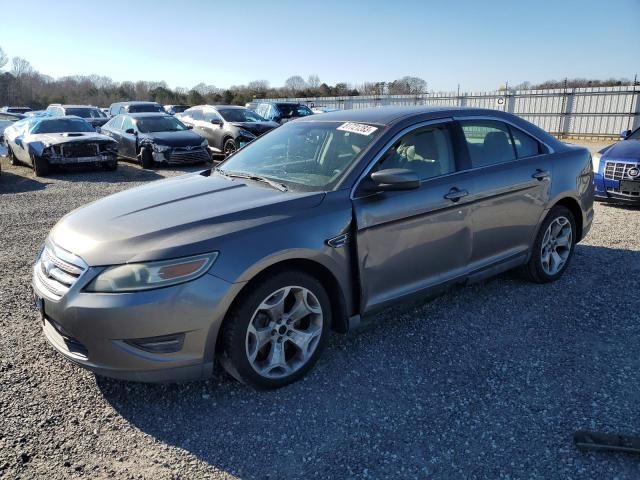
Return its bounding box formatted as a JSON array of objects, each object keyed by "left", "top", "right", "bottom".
[
  {"left": 151, "top": 146, "right": 211, "bottom": 165},
  {"left": 33, "top": 260, "right": 240, "bottom": 382},
  {"left": 47, "top": 152, "right": 117, "bottom": 165},
  {"left": 594, "top": 171, "right": 640, "bottom": 205}
]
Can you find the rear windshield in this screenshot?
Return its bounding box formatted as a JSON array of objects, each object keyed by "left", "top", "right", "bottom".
[
  {"left": 128, "top": 104, "right": 163, "bottom": 113},
  {"left": 218, "top": 108, "right": 267, "bottom": 123},
  {"left": 136, "top": 116, "right": 188, "bottom": 133},
  {"left": 7, "top": 107, "right": 32, "bottom": 114},
  {"left": 30, "top": 118, "right": 95, "bottom": 134},
  {"left": 65, "top": 108, "right": 105, "bottom": 119}
]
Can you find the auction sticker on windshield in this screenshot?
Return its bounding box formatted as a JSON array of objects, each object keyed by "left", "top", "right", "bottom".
[{"left": 337, "top": 122, "right": 378, "bottom": 136}]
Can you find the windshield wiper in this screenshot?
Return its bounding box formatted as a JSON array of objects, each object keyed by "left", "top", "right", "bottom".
[{"left": 215, "top": 169, "right": 288, "bottom": 192}]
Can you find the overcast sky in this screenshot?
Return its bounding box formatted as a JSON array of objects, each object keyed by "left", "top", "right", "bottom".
[{"left": 1, "top": 0, "right": 639, "bottom": 92}]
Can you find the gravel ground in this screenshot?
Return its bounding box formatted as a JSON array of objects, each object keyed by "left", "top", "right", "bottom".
[{"left": 1, "top": 150, "right": 639, "bottom": 479}]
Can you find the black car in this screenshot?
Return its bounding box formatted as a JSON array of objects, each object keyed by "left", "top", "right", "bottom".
[
  {"left": 46, "top": 104, "right": 109, "bottom": 128},
  {"left": 108, "top": 101, "right": 164, "bottom": 117},
  {"left": 100, "top": 113, "right": 211, "bottom": 168},
  {"left": 164, "top": 105, "right": 192, "bottom": 115},
  {"left": 253, "top": 101, "right": 314, "bottom": 125},
  {"left": 179, "top": 105, "right": 278, "bottom": 156}
]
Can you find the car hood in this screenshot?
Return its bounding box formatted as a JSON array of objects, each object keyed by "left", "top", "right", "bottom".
[
  {"left": 230, "top": 121, "right": 278, "bottom": 136},
  {"left": 49, "top": 171, "right": 325, "bottom": 266},
  {"left": 140, "top": 130, "right": 203, "bottom": 147},
  {"left": 26, "top": 132, "right": 116, "bottom": 146},
  {"left": 602, "top": 139, "right": 640, "bottom": 161}
]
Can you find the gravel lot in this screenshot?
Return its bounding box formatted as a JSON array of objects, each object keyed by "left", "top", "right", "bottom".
[{"left": 1, "top": 147, "right": 639, "bottom": 479}]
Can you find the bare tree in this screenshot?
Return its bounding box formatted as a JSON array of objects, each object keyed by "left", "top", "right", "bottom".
[
  {"left": 307, "top": 74, "right": 320, "bottom": 89},
  {"left": 11, "top": 57, "right": 33, "bottom": 78},
  {"left": 192, "top": 82, "right": 217, "bottom": 95},
  {"left": 0, "top": 46, "right": 8, "bottom": 70},
  {"left": 284, "top": 75, "right": 307, "bottom": 93},
  {"left": 248, "top": 80, "right": 270, "bottom": 91}
]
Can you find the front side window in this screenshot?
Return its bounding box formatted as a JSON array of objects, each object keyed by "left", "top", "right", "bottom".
[
  {"left": 121, "top": 116, "right": 135, "bottom": 132},
  {"left": 219, "top": 121, "right": 381, "bottom": 191},
  {"left": 136, "top": 116, "right": 188, "bottom": 133},
  {"left": 203, "top": 110, "right": 223, "bottom": 123},
  {"left": 106, "top": 115, "right": 124, "bottom": 131},
  {"left": 30, "top": 118, "right": 94, "bottom": 134},
  {"left": 460, "top": 120, "right": 516, "bottom": 168},
  {"left": 377, "top": 124, "right": 455, "bottom": 180}
]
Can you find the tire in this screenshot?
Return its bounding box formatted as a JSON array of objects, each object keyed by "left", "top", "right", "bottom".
[
  {"left": 32, "top": 155, "right": 49, "bottom": 177},
  {"left": 140, "top": 147, "right": 154, "bottom": 169},
  {"left": 102, "top": 160, "right": 118, "bottom": 171},
  {"left": 220, "top": 271, "right": 331, "bottom": 389},
  {"left": 223, "top": 138, "right": 237, "bottom": 157},
  {"left": 523, "top": 205, "right": 577, "bottom": 283}
]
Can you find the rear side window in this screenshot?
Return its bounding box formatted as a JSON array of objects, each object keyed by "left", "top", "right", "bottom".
[
  {"left": 187, "top": 108, "right": 203, "bottom": 121},
  {"left": 509, "top": 126, "right": 542, "bottom": 158},
  {"left": 378, "top": 123, "right": 456, "bottom": 180}
]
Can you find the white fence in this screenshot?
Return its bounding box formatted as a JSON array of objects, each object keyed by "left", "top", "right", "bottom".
[{"left": 259, "top": 85, "right": 640, "bottom": 138}]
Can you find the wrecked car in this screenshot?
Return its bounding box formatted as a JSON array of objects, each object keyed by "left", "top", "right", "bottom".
[
  {"left": 100, "top": 112, "right": 210, "bottom": 168},
  {"left": 33, "top": 107, "right": 593, "bottom": 389},
  {"left": 4, "top": 116, "right": 118, "bottom": 176}
]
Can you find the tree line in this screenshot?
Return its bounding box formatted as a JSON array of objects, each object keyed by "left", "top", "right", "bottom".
[{"left": 0, "top": 45, "right": 633, "bottom": 109}]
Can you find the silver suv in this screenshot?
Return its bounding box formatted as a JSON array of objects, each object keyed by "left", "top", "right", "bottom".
[{"left": 33, "top": 107, "right": 594, "bottom": 389}]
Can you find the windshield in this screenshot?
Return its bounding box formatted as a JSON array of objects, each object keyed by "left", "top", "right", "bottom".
[
  {"left": 30, "top": 118, "right": 94, "bottom": 134},
  {"left": 218, "top": 108, "right": 267, "bottom": 123},
  {"left": 65, "top": 107, "right": 105, "bottom": 119},
  {"left": 137, "top": 116, "right": 188, "bottom": 133},
  {"left": 628, "top": 128, "right": 640, "bottom": 140},
  {"left": 277, "top": 103, "right": 313, "bottom": 119},
  {"left": 219, "top": 121, "right": 380, "bottom": 191},
  {"left": 128, "top": 104, "right": 163, "bottom": 113}
]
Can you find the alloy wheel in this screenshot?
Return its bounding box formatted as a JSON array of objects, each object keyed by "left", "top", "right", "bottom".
[
  {"left": 245, "top": 286, "right": 323, "bottom": 379},
  {"left": 540, "top": 216, "right": 573, "bottom": 276}
]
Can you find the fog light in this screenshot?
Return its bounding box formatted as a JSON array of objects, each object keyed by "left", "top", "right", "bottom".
[{"left": 125, "top": 333, "right": 185, "bottom": 354}]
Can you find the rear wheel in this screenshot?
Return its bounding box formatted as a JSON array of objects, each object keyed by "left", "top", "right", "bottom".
[
  {"left": 102, "top": 160, "right": 118, "bottom": 171},
  {"left": 32, "top": 155, "right": 49, "bottom": 177},
  {"left": 523, "top": 205, "right": 576, "bottom": 283},
  {"left": 223, "top": 138, "right": 237, "bottom": 157},
  {"left": 220, "top": 271, "right": 331, "bottom": 389},
  {"left": 140, "top": 147, "right": 154, "bottom": 169}
]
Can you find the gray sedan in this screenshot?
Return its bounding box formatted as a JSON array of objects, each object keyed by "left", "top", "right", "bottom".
[{"left": 32, "top": 106, "right": 594, "bottom": 389}]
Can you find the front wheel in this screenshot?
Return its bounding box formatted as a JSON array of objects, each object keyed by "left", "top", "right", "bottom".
[
  {"left": 223, "top": 138, "right": 237, "bottom": 157},
  {"left": 7, "top": 146, "right": 19, "bottom": 165},
  {"left": 139, "top": 147, "right": 154, "bottom": 169},
  {"left": 102, "top": 160, "right": 118, "bottom": 171},
  {"left": 523, "top": 205, "right": 576, "bottom": 283},
  {"left": 32, "top": 155, "right": 49, "bottom": 177},
  {"left": 220, "top": 271, "right": 331, "bottom": 389}
]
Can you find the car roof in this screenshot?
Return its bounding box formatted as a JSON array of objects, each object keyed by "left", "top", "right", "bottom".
[
  {"left": 60, "top": 104, "right": 99, "bottom": 109},
  {"left": 127, "top": 112, "right": 172, "bottom": 119},
  {"left": 211, "top": 105, "right": 246, "bottom": 110},
  {"left": 111, "top": 101, "right": 161, "bottom": 106}
]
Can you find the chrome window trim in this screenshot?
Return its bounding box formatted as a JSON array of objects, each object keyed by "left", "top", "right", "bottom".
[
  {"left": 453, "top": 115, "right": 556, "bottom": 155},
  {"left": 350, "top": 118, "right": 454, "bottom": 200}
]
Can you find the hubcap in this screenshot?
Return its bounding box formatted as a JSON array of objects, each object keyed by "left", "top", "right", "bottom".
[
  {"left": 225, "top": 143, "right": 236, "bottom": 155},
  {"left": 540, "top": 216, "right": 572, "bottom": 276},
  {"left": 245, "top": 286, "right": 323, "bottom": 379}
]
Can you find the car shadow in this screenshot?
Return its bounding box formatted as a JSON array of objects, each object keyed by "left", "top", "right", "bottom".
[
  {"left": 0, "top": 168, "right": 49, "bottom": 194},
  {"left": 96, "top": 244, "right": 640, "bottom": 478}
]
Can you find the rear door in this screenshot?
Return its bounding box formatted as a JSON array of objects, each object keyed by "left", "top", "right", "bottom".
[
  {"left": 456, "top": 118, "right": 552, "bottom": 271},
  {"left": 119, "top": 116, "right": 138, "bottom": 159},
  {"left": 353, "top": 119, "right": 475, "bottom": 313},
  {"left": 102, "top": 115, "right": 125, "bottom": 155}
]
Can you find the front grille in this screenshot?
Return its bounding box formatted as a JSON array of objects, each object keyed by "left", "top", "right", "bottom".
[
  {"left": 35, "top": 244, "right": 87, "bottom": 300},
  {"left": 61, "top": 143, "right": 99, "bottom": 158},
  {"left": 604, "top": 161, "right": 638, "bottom": 181},
  {"left": 169, "top": 147, "right": 210, "bottom": 164}
]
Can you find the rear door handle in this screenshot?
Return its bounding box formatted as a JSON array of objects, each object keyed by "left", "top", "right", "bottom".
[
  {"left": 532, "top": 169, "right": 551, "bottom": 181},
  {"left": 444, "top": 188, "right": 469, "bottom": 202}
]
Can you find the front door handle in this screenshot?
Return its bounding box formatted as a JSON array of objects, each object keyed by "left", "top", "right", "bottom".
[
  {"left": 532, "top": 169, "right": 551, "bottom": 181},
  {"left": 444, "top": 188, "right": 469, "bottom": 202}
]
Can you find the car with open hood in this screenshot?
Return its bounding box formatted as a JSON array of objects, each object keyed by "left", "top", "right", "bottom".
[
  {"left": 32, "top": 106, "right": 593, "bottom": 389},
  {"left": 4, "top": 116, "right": 118, "bottom": 176},
  {"left": 46, "top": 104, "right": 109, "bottom": 129},
  {"left": 593, "top": 126, "right": 640, "bottom": 205},
  {"left": 100, "top": 112, "right": 210, "bottom": 167},
  {"left": 178, "top": 105, "right": 278, "bottom": 157}
]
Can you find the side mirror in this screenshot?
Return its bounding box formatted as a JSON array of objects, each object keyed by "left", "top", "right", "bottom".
[
  {"left": 125, "top": 128, "right": 136, "bottom": 135},
  {"left": 620, "top": 129, "right": 632, "bottom": 139},
  {"left": 186, "top": 125, "right": 193, "bottom": 129},
  {"left": 210, "top": 119, "right": 222, "bottom": 126},
  {"left": 363, "top": 168, "right": 420, "bottom": 192}
]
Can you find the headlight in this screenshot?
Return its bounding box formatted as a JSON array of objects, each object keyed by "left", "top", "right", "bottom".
[
  {"left": 238, "top": 129, "right": 257, "bottom": 139},
  {"left": 592, "top": 152, "right": 602, "bottom": 173},
  {"left": 153, "top": 144, "right": 171, "bottom": 153},
  {"left": 85, "top": 252, "right": 218, "bottom": 293}
]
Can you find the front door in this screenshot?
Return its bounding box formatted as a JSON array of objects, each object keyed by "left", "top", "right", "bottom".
[{"left": 353, "top": 120, "right": 474, "bottom": 313}]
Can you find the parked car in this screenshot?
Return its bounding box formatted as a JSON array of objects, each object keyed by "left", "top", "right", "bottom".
[
  {"left": 311, "top": 106, "right": 340, "bottom": 114},
  {"left": 0, "top": 112, "right": 24, "bottom": 142},
  {"left": 108, "top": 101, "right": 164, "bottom": 117},
  {"left": 32, "top": 107, "right": 594, "bottom": 388},
  {"left": 24, "top": 110, "right": 52, "bottom": 118},
  {"left": 4, "top": 116, "right": 118, "bottom": 176},
  {"left": 593, "top": 126, "right": 640, "bottom": 205},
  {"left": 46, "top": 104, "right": 109, "bottom": 129},
  {"left": 1, "top": 106, "right": 32, "bottom": 114},
  {"left": 100, "top": 112, "right": 210, "bottom": 167},
  {"left": 245, "top": 101, "right": 259, "bottom": 111},
  {"left": 179, "top": 105, "right": 278, "bottom": 156},
  {"left": 254, "top": 101, "right": 314, "bottom": 124},
  {"left": 164, "top": 105, "right": 191, "bottom": 115}
]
